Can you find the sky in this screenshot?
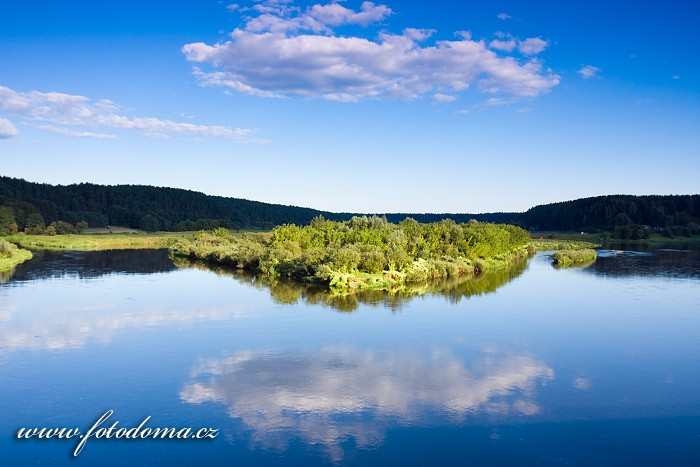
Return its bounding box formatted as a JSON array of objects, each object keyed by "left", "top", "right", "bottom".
[{"left": 0, "top": 0, "right": 698, "bottom": 214}]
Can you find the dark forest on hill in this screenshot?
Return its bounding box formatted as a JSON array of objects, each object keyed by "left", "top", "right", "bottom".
[{"left": 1, "top": 177, "right": 698, "bottom": 238}]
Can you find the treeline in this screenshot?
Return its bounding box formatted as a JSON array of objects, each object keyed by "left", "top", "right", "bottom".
[
  {"left": 0, "top": 176, "right": 518, "bottom": 234},
  {"left": 0, "top": 176, "right": 334, "bottom": 233},
  {"left": 1, "top": 177, "right": 698, "bottom": 238},
  {"left": 171, "top": 216, "right": 531, "bottom": 290},
  {"left": 381, "top": 212, "right": 519, "bottom": 224},
  {"left": 523, "top": 194, "right": 700, "bottom": 238}
]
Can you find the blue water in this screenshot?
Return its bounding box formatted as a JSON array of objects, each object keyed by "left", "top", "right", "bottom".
[{"left": 1, "top": 247, "right": 699, "bottom": 465}]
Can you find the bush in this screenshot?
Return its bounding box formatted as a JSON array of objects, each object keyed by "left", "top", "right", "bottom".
[{"left": 552, "top": 249, "right": 597, "bottom": 267}]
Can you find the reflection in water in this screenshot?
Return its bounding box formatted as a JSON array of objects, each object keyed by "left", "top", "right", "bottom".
[
  {"left": 0, "top": 249, "right": 247, "bottom": 353},
  {"left": 6, "top": 248, "right": 176, "bottom": 283},
  {"left": 0, "top": 300, "right": 244, "bottom": 353},
  {"left": 180, "top": 348, "right": 554, "bottom": 462},
  {"left": 173, "top": 255, "right": 529, "bottom": 312},
  {"left": 587, "top": 243, "right": 700, "bottom": 279},
  {"left": 0, "top": 267, "right": 13, "bottom": 284}
]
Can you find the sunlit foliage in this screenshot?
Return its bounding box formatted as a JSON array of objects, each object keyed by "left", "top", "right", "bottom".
[{"left": 171, "top": 217, "right": 530, "bottom": 290}]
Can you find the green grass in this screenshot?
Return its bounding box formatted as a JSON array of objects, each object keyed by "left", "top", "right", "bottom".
[
  {"left": 532, "top": 230, "right": 700, "bottom": 244},
  {"left": 552, "top": 249, "right": 597, "bottom": 267},
  {"left": 2, "top": 232, "right": 196, "bottom": 251},
  {"left": 0, "top": 239, "right": 33, "bottom": 271},
  {"left": 529, "top": 238, "right": 601, "bottom": 251},
  {"left": 610, "top": 233, "right": 700, "bottom": 244}
]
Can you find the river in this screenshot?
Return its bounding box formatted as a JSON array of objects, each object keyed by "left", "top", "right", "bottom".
[{"left": 1, "top": 244, "right": 699, "bottom": 465}]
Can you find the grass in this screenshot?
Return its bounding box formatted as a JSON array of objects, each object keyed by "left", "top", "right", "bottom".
[
  {"left": 552, "top": 249, "right": 597, "bottom": 267},
  {"left": 0, "top": 239, "right": 33, "bottom": 271},
  {"left": 609, "top": 233, "right": 700, "bottom": 244},
  {"left": 2, "top": 232, "right": 196, "bottom": 251},
  {"left": 529, "top": 237, "right": 601, "bottom": 251},
  {"left": 531, "top": 230, "right": 700, "bottom": 244}
]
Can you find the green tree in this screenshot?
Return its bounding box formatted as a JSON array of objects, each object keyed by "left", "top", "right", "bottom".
[
  {"left": 0, "top": 206, "right": 16, "bottom": 235},
  {"left": 24, "top": 212, "right": 45, "bottom": 234},
  {"left": 48, "top": 221, "right": 77, "bottom": 234},
  {"left": 139, "top": 214, "right": 160, "bottom": 232}
]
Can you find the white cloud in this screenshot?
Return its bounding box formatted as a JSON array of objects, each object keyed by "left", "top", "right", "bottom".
[
  {"left": 518, "top": 37, "right": 548, "bottom": 55},
  {"left": 489, "top": 39, "right": 516, "bottom": 52},
  {"left": 243, "top": 0, "right": 392, "bottom": 34},
  {"left": 578, "top": 65, "right": 600, "bottom": 79},
  {"left": 485, "top": 97, "right": 507, "bottom": 106},
  {"left": 497, "top": 13, "right": 512, "bottom": 20},
  {"left": 0, "top": 84, "right": 258, "bottom": 141},
  {"left": 432, "top": 93, "right": 456, "bottom": 103},
  {"left": 39, "top": 124, "right": 117, "bottom": 139},
  {"left": 672, "top": 75, "right": 680, "bottom": 80},
  {"left": 181, "top": 348, "right": 554, "bottom": 461},
  {"left": 402, "top": 27, "right": 435, "bottom": 42},
  {"left": 0, "top": 117, "right": 19, "bottom": 139},
  {"left": 308, "top": 1, "right": 392, "bottom": 27},
  {"left": 183, "top": 1, "right": 560, "bottom": 102}
]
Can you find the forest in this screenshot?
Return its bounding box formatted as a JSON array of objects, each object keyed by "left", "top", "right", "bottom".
[
  {"left": 0, "top": 177, "right": 698, "bottom": 239},
  {"left": 522, "top": 194, "right": 700, "bottom": 238}
]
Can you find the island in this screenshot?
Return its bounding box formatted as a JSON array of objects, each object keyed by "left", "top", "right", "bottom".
[{"left": 172, "top": 216, "right": 537, "bottom": 290}]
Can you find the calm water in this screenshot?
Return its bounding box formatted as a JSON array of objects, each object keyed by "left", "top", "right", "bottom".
[{"left": 1, "top": 245, "right": 699, "bottom": 466}]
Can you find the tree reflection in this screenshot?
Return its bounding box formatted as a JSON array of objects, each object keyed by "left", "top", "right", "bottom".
[
  {"left": 5, "top": 248, "right": 176, "bottom": 282},
  {"left": 173, "top": 255, "right": 529, "bottom": 311}
]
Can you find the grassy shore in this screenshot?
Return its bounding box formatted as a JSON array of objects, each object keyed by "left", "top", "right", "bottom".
[
  {"left": 0, "top": 240, "right": 33, "bottom": 271},
  {"left": 532, "top": 230, "right": 700, "bottom": 244},
  {"left": 552, "top": 249, "right": 597, "bottom": 267},
  {"left": 2, "top": 232, "right": 195, "bottom": 251},
  {"left": 529, "top": 238, "right": 601, "bottom": 251}
]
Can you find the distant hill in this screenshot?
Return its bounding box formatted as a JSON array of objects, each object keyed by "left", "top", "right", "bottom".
[
  {"left": 0, "top": 176, "right": 334, "bottom": 232},
  {"left": 0, "top": 176, "right": 518, "bottom": 232},
  {"left": 522, "top": 194, "right": 700, "bottom": 237},
  {"left": 0, "top": 177, "right": 698, "bottom": 238}
]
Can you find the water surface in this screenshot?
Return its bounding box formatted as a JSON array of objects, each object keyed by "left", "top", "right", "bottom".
[{"left": 1, "top": 246, "right": 699, "bottom": 465}]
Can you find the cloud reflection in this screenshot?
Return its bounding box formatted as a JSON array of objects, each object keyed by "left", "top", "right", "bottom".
[
  {"left": 180, "top": 348, "right": 554, "bottom": 461},
  {"left": 0, "top": 301, "right": 246, "bottom": 353}
]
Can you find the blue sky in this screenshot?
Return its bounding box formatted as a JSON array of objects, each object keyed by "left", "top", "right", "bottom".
[{"left": 0, "top": 0, "right": 698, "bottom": 213}]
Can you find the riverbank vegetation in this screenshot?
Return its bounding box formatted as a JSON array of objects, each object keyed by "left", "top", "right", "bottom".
[
  {"left": 2, "top": 232, "right": 193, "bottom": 251},
  {"left": 0, "top": 239, "right": 32, "bottom": 271},
  {"left": 552, "top": 249, "right": 597, "bottom": 267},
  {"left": 529, "top": 238, "right": 600, "bottom": 251},
  {"left": 171, "top": 216, "right": 531, "bottom": 290}
]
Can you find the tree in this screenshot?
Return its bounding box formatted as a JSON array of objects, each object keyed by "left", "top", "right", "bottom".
[
  {"left": 0, "top": 206, "right": 16, "bottom": 235},
  {"left": 48, "top": 221, "right": 77, "bottom": 234},
  {"left": 139, "top": 214, "right": 160, "bottom": 232},
  {"left": 24, "top": 212, "right": 45, "bottom": 234}
]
